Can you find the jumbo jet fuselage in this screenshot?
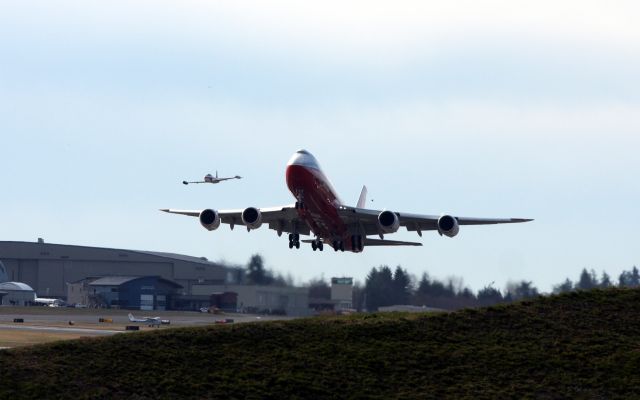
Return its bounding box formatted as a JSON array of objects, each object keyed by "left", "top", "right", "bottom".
[{"left": 285, "top": 151, "right": 358, "bottom": 251}]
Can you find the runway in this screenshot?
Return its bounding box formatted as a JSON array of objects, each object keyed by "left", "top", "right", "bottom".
[{"left": 0, "top": 307, "right": 295, "bottom": 348}]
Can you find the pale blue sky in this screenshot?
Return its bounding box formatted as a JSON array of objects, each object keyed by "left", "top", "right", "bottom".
[{"left": 1, "top": 1, "right": 639, "bottom": 292}]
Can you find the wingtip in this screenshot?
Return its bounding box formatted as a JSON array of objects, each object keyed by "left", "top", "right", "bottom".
[
  {"left": 159, "top": 208, "right": 170, "bottom": 213},
  {"left": 513, "top": 218, "right": 534, "bottom": 223}
]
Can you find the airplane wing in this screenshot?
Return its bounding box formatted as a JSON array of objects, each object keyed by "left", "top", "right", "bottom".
[
  {"left": 337, "top": 205, "right": 532, "bottom": 236},
  {"left": 160, "top": 206, "right": 311, "bottom": 236},
  {"left": 217, "top": 176, "right": 242, "bottom": 181}
]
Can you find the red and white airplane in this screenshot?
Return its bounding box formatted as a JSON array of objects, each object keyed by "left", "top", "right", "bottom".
[{"left": 161, "top": 149, "right": 532, "bottom": 253}]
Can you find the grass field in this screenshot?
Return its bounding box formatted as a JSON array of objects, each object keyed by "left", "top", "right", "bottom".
[
  {"left": 1, "top": 288, "right": 640, "bottom": 399},
  {"left": 0, "top": 330, "right": 88, "bottom": 348}
]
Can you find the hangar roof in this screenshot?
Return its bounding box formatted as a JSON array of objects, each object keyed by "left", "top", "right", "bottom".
[
  {"left": 89, "top": 276, "right": 140, "bottom": 286},
  {"left": 136, "top": 251, "right": 213, "bottom": 265},
  {"left": 0, "top": 241, "right": 220, "bottom": 267},
  {"left": 0, "top": 282, "right": 35, "bottom": 291},
  {"left": 89, "top": 276, "right": 183, "bottom": 288}
]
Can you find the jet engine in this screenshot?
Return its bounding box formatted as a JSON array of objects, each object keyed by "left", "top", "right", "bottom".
[
  {"left": 437, "top": 215, "right": 459, "bottom": 238},
  {"left": 242, "top": 207, "right": 263, "bottom": 230},
  {"left": 199, "top": 209, "right": 221, "bottom": 231},
  {"left": 377, "top": 210, "right": 400, "bottom": 234}
]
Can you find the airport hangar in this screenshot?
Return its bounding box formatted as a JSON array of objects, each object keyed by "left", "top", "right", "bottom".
[{"left": 0, "top": 240, "right": 311, "bottom": 316}]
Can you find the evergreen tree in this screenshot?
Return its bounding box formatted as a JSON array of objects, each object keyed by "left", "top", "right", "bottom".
[
  {"left": 307, "top": 278, "right": 331, "bottom": 299},
  {"left": 477, "top": 286, "right": 503, "bottom": 306},
  {"left": 352, "top": 281, "right": 365, "bottom": 311},
  {"left": 553, "top": 278, "right": 573, "bottom": 294},
  {"left": 457, "top": 287, "right": 476, "bottom": 308},
  {"left": 430, "top": 280, "right": 449, "bottom": 297},
  {"left": 599, "top": 271, "right": 612, "bottom": 288},
  {"left": 576, "top": 268, "right": 597, "bottom": 290},
  {"left": 618, "top": 271, "right": 630, "bottom": 287},
  {"left": 392, "top": 266, "right": 412, "bottom": 305},
  {"left": 246, "top": 254, "right": 272, "bottom": 285},
  {"left": 365, "top": 266, "right": 395, "bottom": 311},
  {"left": 618, "top": 267, "right": 640, "bottom": 287},
  {"left": 507, "top": 281, "right": 539, "bottom": 300},
  {"left": 631, "top": 267, "right": 640, "bottom": 287}
]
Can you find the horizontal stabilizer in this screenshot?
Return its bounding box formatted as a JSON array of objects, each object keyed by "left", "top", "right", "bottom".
[{"left": 303, "top": 238, "right": 422, "bottom": 247}]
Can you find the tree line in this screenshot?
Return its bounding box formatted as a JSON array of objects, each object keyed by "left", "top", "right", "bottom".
[
  {"left": 238, "top": 253, "right": 640, "bottom": 312},
  {"left": 359, "top": 265, "right": 640, "bottom": 311}
]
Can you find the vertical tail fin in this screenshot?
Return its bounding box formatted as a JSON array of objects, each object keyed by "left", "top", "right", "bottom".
[{"left": 356, "top": 185, "right": 368, "bottom": 208}]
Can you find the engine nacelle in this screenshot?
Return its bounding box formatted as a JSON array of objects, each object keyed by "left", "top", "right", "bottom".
[
  {"left": 438, "top": 215, "right": 459, "bottom": 238},
  {"left": 377, "top": 210, "right": 400, "bottom": 234},
  {"left": 241, "top": 207, "right": 263, "bottom": 230},
  {"left": 199, "top": 209, "right": 221, "bottom": 231}
]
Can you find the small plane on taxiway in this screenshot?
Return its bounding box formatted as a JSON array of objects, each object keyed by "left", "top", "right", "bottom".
[
  {"left": 128, "top": 313, "right": 170, "bottom": 327},
  {"left": 163, "top": 149, "right": 532, "bottom": 253},
  {"left": 183, "top": 171, "right": 242, "bottom": 185}
]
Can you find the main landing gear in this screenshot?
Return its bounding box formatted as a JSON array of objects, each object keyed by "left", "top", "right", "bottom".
[
  {"left": 288, "top": 233, "right": 300, "bottom": 249},
  {"left": 330, "top": 236, "right": 363, "bottom": 252},
  {"left": 332, "top": 240, "right": 345, "bottom": 252},
  {"left": 311, "top": 239, "right": 324, "bottom": 252}
]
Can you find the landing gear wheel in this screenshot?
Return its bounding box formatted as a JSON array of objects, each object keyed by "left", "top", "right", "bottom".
[
  {"left": 289, "top": 233, "right": 301, "bottom": 249},
  {"left": 318, "top": 241, "right": 323, "bottom": 251},
  {"left": 312, "top": 241, "right": 317, "bottom": 251}
]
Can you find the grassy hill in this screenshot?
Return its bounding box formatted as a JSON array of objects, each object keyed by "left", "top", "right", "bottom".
[{"left": 1, "top": 288, "right": 640, "bottom": 399}]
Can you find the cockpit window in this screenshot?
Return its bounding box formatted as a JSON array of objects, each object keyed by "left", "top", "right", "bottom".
[{"left": 297, "top": 149, "right": 310, "bottom": 155}]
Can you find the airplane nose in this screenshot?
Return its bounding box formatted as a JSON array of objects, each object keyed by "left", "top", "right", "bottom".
[{"left": 287, "top": 149, "right": 320, "bottom": 169}]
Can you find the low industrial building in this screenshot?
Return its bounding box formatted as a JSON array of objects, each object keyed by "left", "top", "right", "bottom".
[
  {"left": 68, "top": 276, "right": 183, "bottom": 310},
  {"left": 0, "top": 282, "right": 36, "bottom": 306},
  {"left": 191, "top": 284, "right": 311, "bottom": 316}
]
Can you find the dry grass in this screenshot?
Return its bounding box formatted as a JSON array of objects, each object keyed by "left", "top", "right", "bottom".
[{"left": 0, "top": 330, "right": 86, "bottom": 348}]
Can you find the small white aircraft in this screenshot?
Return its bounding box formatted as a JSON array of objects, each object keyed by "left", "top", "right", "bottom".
[
  {"left": 127, "top": 313, "right": 170, "bottom": 327},
  {"left": 34, "top": 298, "right": 65, "bottom": 307},
  {"left": 183, "top": 171, "right": 242, "bottom": 185}
]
